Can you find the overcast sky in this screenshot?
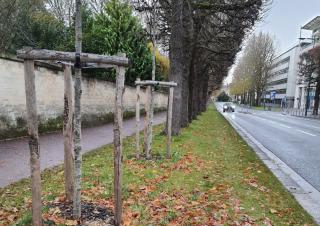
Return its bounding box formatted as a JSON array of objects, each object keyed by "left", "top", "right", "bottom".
[
  {"left": 226, "top": 0, "right": 320, "bottom": 84},
  {"left": 257, "top": 0, "right": 320, "bottom": 54}
]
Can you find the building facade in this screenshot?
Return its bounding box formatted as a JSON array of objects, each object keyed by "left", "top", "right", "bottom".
[
  {"left": 266, "top": 45, "right": 300, "bottom": 108},
  {"left": 294, "top": 16, "right": 320, "bottom": 109},
  {"left": 266, "top": 16, "right": 320, "bottom": 109}
]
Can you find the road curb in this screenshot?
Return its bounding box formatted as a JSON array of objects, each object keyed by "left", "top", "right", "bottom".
[{"left": 217, "top": 106, "right": 320, "bottom": 225}]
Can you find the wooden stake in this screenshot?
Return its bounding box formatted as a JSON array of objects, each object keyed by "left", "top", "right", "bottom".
[
  {"left": 135, "top": 80, "right": 177, "bottom": 87},
  {"left": 144, "top": 85, "right": 152, "bottom": 159},
  {"left": 17, "top": 49, "right": 129, "bottom": 67},
  {"left": 63, "top": 65, "right": 74, "bottom": 202},
  {"left": 73, "top": 0, "right": 82, "bottom": 219},
  {"left": 135, "top": 78, "right": 141, "bottom": 159},
  {"left": 114, "top": 63, "right": 126, "bottom": 226},
  {"left": 24, "top": 60, "right": 42, "bottom": 226},
  {"left": 166, "top": 87, "right": 174, "bottom": 159}
]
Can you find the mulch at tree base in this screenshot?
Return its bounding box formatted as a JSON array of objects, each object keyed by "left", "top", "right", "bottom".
[{"left": 47, "top": 201, "right": 115, "bottom": 226}]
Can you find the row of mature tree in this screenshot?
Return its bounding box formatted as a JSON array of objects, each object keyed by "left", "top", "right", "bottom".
[
  {"left": 140, "top": 0, "right": 269, "bottom": 135},
  {"left": 229, "top": 32, "right": 276, "bottom": 106},
  {"left": 0, "top": 0, "right": 169, "bottom": 85},
  {"left": 298, "top": 46, "right": 320, "bottom": 115}
]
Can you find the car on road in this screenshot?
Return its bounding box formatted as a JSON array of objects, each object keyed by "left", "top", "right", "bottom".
[{"left": 223, "top": 103, "right": 235, "bottom": 112}]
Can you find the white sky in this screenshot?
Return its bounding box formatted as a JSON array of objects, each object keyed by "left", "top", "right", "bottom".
[{"left": 225, "top": 0, "right": 320, "bottom": 85}]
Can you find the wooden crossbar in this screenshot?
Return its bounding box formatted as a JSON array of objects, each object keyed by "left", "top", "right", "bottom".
[
  {"left": 135, "top": 80, "right": 177, "bottom": 87},
  {"left": 17, "top": 48, "right": 129, "bottom": 67}
]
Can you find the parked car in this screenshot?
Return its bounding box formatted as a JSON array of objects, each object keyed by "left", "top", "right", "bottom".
[{"left": 223, "top": 103, "right": 235, "bottom": 112}]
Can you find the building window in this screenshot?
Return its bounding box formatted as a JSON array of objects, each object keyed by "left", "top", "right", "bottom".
[
  {"left": 270, "top": 67, "right": 289, "bottom": 77},
  {"left": 274, "top": 89, "right": 286, "bottom": 94},
  {"left": 267, "top": 78, "right": 288, "bottom": 86},
  {"left": 271, "top": 56, "right": 290, "bottom": 69}
]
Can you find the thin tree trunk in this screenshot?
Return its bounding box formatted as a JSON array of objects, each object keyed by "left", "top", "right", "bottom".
[
  {"left": 73, "top": 0, "right": 82, "bottom": 219},
  {"left": 24, "top": 60, "right": 42, "bottom": 226},
  {"left": 114, "top": 65, "right": 126, "bottom": 226},
  {"left": 63, "top": 65, "right": 74, "bottom": 202},
  {"left": 135, "top": 78, "right": 140, "bottom": 159},
  {"left": 256, "top": 90, "right": 261, "bottom": 106},
  {"left": 146, "top": 38, "right": 157, "bottom": 159}
]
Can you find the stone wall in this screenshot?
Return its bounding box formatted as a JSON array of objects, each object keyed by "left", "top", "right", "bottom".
[{"left": 0, "top": 57, "right": 168, "bottom": 139}]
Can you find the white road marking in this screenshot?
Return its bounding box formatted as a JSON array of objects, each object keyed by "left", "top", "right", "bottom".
[
  {"left": 296, "top": 130, "right": 317, "bottom": 137},
  {"left": 278, "top": 124, "right": 292, "bottom": 129},
  {"left": 252, "top": 113, "right": 320, "bottom": 131}
]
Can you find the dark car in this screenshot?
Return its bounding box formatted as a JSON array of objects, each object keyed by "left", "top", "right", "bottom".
[{"left": 223, "top": 103, "right": 235, "bottom": 112}]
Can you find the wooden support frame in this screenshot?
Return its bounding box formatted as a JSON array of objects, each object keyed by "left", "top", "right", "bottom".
[
  {"left": 135, "top": 80, "right": 177, "bottom": 159},
  {"left": 144, "top": 85, "right": 152, "bottom": 159},
  {"left": 114, "top": 62, "right": 126, "bottom": 226},
  {"left": 24, "top": 60, "right": 42, "bottom": 226},
  {"left": 63, "top": 64, "right": 74, "bottom": 202},
  {"left": 166, "top": 87, "right": 174, "bottom": 159},
  {"left": 20, "top": 47, "right": 128, "bottom": 225},
  {"left": 17, "top": 48, "right": 129, "bottom": 67}
]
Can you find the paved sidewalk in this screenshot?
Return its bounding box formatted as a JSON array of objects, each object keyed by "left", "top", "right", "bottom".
[{"left": 0, "top": 112, "right": 166, "bottom": 188}]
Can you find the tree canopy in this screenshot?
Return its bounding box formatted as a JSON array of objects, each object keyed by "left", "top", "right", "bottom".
[
  {"left": 230, "top": 32, "right": 275, "bottom": 106},
  {"left": 0, "top": 0, "right": 167, "bottom": 85},
  {"left": 138, "top": 0, "right": 270, "bottom": 134}
]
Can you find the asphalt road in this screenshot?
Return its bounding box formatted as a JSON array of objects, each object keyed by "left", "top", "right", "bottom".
[
  {"left": 0, "top": 112, "right": 166, "bottom": 188},
  {"left": 216, "top": 102, "right": 320, "bottom": 192}
]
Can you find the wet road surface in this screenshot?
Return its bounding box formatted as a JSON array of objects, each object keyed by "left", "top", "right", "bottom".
[{"left": 217, "top": 103, "right": 320, "bottom": 191}]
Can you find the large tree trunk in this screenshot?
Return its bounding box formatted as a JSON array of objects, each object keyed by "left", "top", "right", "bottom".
[
  {"left": 73, "top": 0, "right": 82, "bottom": 219},
  {"left": 169, "top": 0, "right": 193, "bottom": 134},
  {"left": 63, "top": 65, "right": 74, "bottom": 202},
  {"left": 200, "top": 74, "right": 209, "bottom": 112},
  {"left": 169, "top": 0, "right": 185, "bottom": 135},
  {"left": 24, "top": 60, "right": 42, "bottom": 226},
  {"left": 313, "top": 81, "right": 320, "bottom": 115}
]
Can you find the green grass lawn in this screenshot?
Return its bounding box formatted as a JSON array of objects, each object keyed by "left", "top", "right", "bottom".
[{"left": 0, "top": 106, "right": 316, "bottom": 225}]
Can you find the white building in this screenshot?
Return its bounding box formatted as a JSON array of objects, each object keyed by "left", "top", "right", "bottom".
[
  {"left": 294, "top": 16, "right": 320, "bottom": 109},
  {"left": 266, "top": 16, "right": 320, "bottom": 109},
  {"left": 266, "top": 45, "right": 300, "bottom": 107}
]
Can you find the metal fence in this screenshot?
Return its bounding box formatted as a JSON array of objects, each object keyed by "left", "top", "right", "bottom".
[
  {"left": 238, "top": 104, "right": 253, "bottom": 114},
  {"left": 283, "top": 108, "right": 320, "bottom": 119}
]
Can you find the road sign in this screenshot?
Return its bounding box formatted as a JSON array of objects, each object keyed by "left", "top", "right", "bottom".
[{"left": 270, "top": 91, "right": 276, "bottom": 100}]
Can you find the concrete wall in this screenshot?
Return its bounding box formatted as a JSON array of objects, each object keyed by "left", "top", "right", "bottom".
[{"left": 0, "top": 57, "right": 168, "bottom": 139}]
